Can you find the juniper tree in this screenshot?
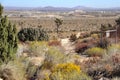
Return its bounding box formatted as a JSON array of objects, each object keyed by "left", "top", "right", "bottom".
[
  {"left": 0, "top": 5, "right": 18, "bottom": 63},
  {"left": 0, "top": 4, "right": 3, "bottom": 17}
]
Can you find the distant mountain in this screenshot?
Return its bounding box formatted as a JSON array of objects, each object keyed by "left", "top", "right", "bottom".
[
  {"left": 4, "top": 6, "right": 73, "bottom": 12},
  {"left": 73, "top": 6, "right": 93, "bottom": 10},
  {"left": 4, "top": 6, "right": 120, "bottom": 12},
  {"left": 4, "top": 7, "right": 35, "bottom": 11},
  {"left": 36, "top": 6, "right": 73, "bottom": 12},
  {"left": 96, "top": 7, "right": 120, "bottom": 11}
]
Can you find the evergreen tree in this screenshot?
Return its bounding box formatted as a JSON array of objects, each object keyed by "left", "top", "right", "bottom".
[
  {"left": 0, "top": 4, "right": 3, "bottom": 17},
  {"left": 0, "top": 5, "right": 18, "bottom": 63}
]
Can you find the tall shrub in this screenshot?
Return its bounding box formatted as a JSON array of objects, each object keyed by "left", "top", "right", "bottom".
[
  {"left": 0, "top": 4, "right": 3, "bottom": 17},
  {"left": 0, "top": 5, "right": 18, "bottom": 63}
]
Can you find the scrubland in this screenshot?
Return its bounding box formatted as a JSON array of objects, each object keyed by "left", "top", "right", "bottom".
[
  {"left": 1, "top": 10, "right": 120, "bottom": 80},
  {"left": 1, "top": 34, "right": 120, "bottom": 80}
]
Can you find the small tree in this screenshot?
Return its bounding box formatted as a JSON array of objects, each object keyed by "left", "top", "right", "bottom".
[
  {"left": 0, "top": 5, "right": 18, "bottom": 63},
  {"left": 0, "top": 4, "right": 3, "bottom": 17},
  {"left": 54, "top": 18, "right": 63, "bottom": 35},
  {"left": 115, "top": 17, "right": 120, "bottom": 43},
  {"left": 115, "top": 17, "right": 120, "bottom": 27}
]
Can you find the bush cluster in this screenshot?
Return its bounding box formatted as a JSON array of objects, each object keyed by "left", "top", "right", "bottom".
[
  {"left": 18, "top": 27, "right": 49, "bottom": 42},
  {"left": 85, "top": 47, "right": 106, "bottom": 57}
]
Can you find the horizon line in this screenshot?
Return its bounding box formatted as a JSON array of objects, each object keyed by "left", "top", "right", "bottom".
[{"left": 4, "top": 5, "right": 120, "bottom": 9}]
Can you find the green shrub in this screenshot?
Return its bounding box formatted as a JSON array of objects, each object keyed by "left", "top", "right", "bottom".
[
  {"left": 0, "top": 4, "right": 3, "bottom": 16},
  {"left": 0, "top": 15, "right": 18, "bottom": 63},
  {"left": 85, "top": 47, "right": 106, "bottom": 57},
  {"left": 45, "top": 47, "right": 66, "bottom": 65},
  {"left": 18, "top": 27, "right": 49, "bottom": 42},
  {"left": 49, "top": 63, "right": 91, "bottom": 80},
  {"left": 41, "top": 46, "right": 72, "bottom": 70},
  {"left": 108, "top": 44, "right": 120, "bottom": 54},
  {"left": 29, "top": 41, "right": 49, "bottom": 57}
]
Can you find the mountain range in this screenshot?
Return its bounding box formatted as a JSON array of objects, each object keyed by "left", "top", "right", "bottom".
[{"left": 4, "top": 6, "right": 120, "bottom": 12}]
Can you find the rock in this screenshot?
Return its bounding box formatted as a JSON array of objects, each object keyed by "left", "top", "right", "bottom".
[{"left": 60, "top": 38, "right": 75, "bottom": 54}]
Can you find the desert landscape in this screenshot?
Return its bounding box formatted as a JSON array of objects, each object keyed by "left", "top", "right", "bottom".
[
  {"left": 4, "top": 8, "right": 119, "bottom": 38},
  {"left": 0, "top": 0, "right": 120, "bottom": 80}
]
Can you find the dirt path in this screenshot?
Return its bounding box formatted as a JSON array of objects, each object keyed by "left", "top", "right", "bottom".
[
  {"left": 60, "top": 38, "right": 75, "bottom": 54},
  {"left": 60, "top": 38, "right": 92, "bottom": 63}
]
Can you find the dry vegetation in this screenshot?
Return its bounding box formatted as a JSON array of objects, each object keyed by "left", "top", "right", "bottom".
[
  {"left": 1, "top": 10, "right": 120, "bottom": 80},
  {"left": 7, "top": 16, "right": 116, "bottom": 39},
  {"left": 9, "top": 17, "right": 116, "bottom": 32}
]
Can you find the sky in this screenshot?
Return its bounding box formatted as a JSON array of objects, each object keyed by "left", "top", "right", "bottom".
[{"left": 0, "top": 0, "right": 120, "bottom": 8}]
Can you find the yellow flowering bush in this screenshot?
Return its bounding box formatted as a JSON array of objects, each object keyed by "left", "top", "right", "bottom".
[
  {"left": 50, "top": 63, "right": 91, "bottom": 80},
  {"left": 52, "top": 63, "right": 80, "bottom": 73}
]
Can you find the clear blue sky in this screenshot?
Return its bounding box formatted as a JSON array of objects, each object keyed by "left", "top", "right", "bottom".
[{"left": 0, "top": 0, "right": 120, "bottom": 8}]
